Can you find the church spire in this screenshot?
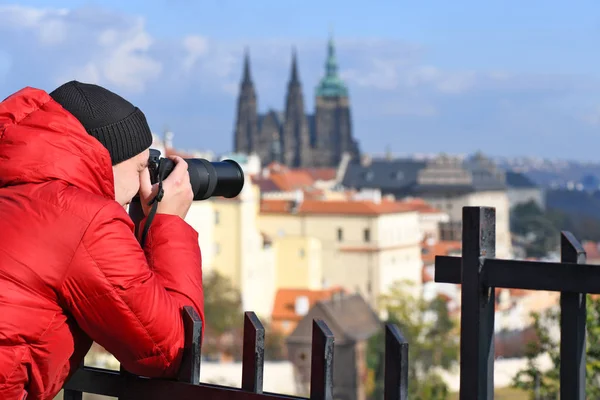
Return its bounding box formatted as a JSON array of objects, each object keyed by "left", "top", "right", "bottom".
[
  {"left": 325, "top": 33, "right": 339, "bottom": 78},
  {"left": 242, "top": 47, "right": 252, "bottom": 86},
  {"left": 315, "top": 32, "right": 348, "bottom": 98},
  {"left": 289, "top": 47, "right": 300, "bottom": 85}
]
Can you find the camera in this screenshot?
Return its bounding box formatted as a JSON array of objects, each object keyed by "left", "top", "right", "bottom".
[{"left": 147, "top": 149, "right": 245, "bottom": 201}]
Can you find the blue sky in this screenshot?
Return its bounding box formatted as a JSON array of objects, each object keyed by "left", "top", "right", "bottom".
[{"left": 1, "top": 0, "right": 599, "bottom": 160}]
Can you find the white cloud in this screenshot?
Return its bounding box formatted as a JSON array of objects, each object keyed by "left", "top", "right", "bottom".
[
  {"left": 0, "top": 5, "right": 161, "bottom": 93},
  {"left": 182, "top": 35, "right": 210, "bottom": 72},
  {"left": 0, "top": 5, "right": 69, "bottom": 45},
  {"left": 97, "top": 20, "right": 162, "bottom": 92}
]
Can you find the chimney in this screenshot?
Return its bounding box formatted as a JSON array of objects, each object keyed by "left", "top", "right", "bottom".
[{"left": 295, "top": 296, "right": 309, "bottom": 316}]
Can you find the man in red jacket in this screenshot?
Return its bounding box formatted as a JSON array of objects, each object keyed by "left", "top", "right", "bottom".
[{"left": 0, "top": 81, "right": 204, "bottom": 400}]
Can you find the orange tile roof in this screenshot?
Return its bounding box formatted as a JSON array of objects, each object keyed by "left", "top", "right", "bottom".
[
  {"left": 271, "top": 287, "right": 346, "bottom": 321},
  {"left": 269, "top": 171, "right": 315, "bottom": 191},
  {"left": 421, "top": 240, "right": 462, "bottom": 264},
  {"left": 340, "top": 243, "right": 418, "bottom": 253},
  {"left": 260, "top": 198, "right": 420, "bottom": 216},
  {"left": 583, "top": 241, "right": 600, "bottom": 260},
  {"left": 296, "top": 168, "right": 337, "bottom": 181},
  {"left": 399, "top": 198, "right": 442, "bottom": 214}
]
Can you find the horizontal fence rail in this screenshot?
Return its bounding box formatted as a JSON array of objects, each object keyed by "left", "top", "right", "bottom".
[
  {"left": 64, "top": 307, "right": 409, "bottom": 399},
  {"left": 435, "top": 206, "right": 592, "bottom": 400}
]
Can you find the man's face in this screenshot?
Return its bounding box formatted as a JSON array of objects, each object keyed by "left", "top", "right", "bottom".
[{"left": 112, "top": 149, "right": 150, "bottom": 206}]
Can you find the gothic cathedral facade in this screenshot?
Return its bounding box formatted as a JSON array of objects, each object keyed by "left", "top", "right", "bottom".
[{"left": 232, "top": 37, "right": 361, "bottom": 168}]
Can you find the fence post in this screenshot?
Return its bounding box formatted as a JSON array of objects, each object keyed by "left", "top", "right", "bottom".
[
  {"left": 459, "top": 207, "right": 496, "bottom": 400},
  {"left": 63, "top": 361, "right": 84, "bottom": 400},
  {"left": 384, "top": 323, "right": 409, "bottom": 400},
  {"left": 310, "top": 319, "right": 335, "bottom": 400},
  {"left": 177, "top": 305, "right": 203, "bottom": 384},
  {"left": 559, "top": 231, "right": 587, "bottom": 400},
  {"left": 241, "top": 311, "right": 265, "bottom": 393},
  {"left": 118, "top": 306, "right": 202, "bottom": 400}
]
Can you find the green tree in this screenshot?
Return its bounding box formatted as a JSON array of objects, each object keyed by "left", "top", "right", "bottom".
[
  {"left": 546, "top": 209, "right": 600, "bottom": 242},
  {"left": 512, "top": 294, "right": 600, "bottom": 399},
  {"left": 202, "top": 270, "right": 243, "bottom": 358},
  {"left": 511, "top": 201, "right": 560, "bottom": 258},
  {"left": 366, "top": 281, "right": 459, "bottom": 400},
  {"left": 264, "top": 321, "right": 287, "bottom": 361}
]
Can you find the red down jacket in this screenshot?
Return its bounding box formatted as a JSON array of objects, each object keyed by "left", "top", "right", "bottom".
[{"left": 0, "top": 87, "right": 204, "bottom": 400}]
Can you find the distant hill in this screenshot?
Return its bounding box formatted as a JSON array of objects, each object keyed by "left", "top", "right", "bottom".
[
  {"left": 546, "top": 189, "right": 600, "bottom": 220},
  {"left": 494, "top": 158, "right": 600, "bottom": 189}
]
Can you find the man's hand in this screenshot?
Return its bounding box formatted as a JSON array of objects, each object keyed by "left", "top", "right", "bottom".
[{"left": 139, "top": 156, "right": 194, "bottom": 219}]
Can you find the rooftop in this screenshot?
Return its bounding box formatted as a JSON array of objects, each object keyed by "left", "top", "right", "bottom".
[
  {"left": 260, "top": 198, "right": 422, "bottom": 216},
  {"left": 271, "top": 287, "right": 345, "bottom": 322},
  {"left": 342, "top": 154, "right": 508, "bottom": 196},
  {"left": 287, "top": 293, "right": 381, "bottom": 344}
]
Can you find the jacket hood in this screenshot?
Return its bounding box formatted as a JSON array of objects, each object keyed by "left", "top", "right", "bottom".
[{"left": 0, "top": 87, "right": 114, "bottom": 199}]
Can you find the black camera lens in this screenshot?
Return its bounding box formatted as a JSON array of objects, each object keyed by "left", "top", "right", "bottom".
[
  {"left": 186, "top": 158, "right": 245, "bottom": 200},
  {"left": 147, "top": 149, "right": 245, "bottom": 201}
]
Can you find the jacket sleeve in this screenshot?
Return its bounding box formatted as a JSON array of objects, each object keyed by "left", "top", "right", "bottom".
[{"left": 59, "top": 201, "right": 204, "bottom": 378}]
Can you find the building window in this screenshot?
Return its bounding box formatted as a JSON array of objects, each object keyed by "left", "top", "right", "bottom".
[
  {"left": 337, "top": 228, "right": 343, "bottom": 242},
  {"left": 364, "top": 228, "right": 371, "bottom": 242},
  {"left": 215, "top": 243, "right": 221, "bottom": 255},
  {"left": 214, "top": 211, "right": 220, "bottom": 225},
  {"left": 299, "top": 248, "right": 305, "bottom": 258}
]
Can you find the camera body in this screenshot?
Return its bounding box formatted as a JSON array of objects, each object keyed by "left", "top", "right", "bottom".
[
  {"left": 147, "top": 149, "right": 245, "bottom": 201},
  {"left": 128, "top": 149, "right": 245, "bottom": 239}
]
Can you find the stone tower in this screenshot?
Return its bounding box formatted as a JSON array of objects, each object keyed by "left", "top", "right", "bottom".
[
  {"left": 282, "top": 48, "right": 311, "bottom": 167},
  {"left": 313, "top": 35, "right": 359, "bottom": 167},
  {"left": 233, "top": 50, "right": 258, "bottom": 155},
  {"left": 231, "top": 36, "right": 360, "bottom": 168}
]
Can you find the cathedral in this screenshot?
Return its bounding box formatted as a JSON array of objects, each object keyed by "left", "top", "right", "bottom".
[{"left": 232, "top": 37, "right": 361, "bottom": 168}]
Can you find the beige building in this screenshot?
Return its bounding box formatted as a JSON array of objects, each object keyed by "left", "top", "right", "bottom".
[
  {"left": 259, "top": 197, "right": 423, "bottom": 307},
  {"left": 185, "top": 201, "right": 217, "bottom": 272},
  {"left": 429, "top": 189, "right": 512, "bottom": 259},
  {"left": 183, "top": 179, "right": 276, "bottom": 320},
  {"left": 210, "top": 183, "right": 276, "bottom": 320},
  {"left": 273, "top": 236, "right": 323, "bottom": 290}
]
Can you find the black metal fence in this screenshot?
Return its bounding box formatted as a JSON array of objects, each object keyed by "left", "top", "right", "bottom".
[
  {"left": 435, "top": 206, "right": 593, "bottom": 400},
  {"left": 63, "top": 308, "right": 409, "bottom": 399}
]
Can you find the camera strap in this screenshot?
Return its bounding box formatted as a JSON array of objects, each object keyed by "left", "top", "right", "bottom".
[{"left": 139, "top": 161, "right": 169, "bottom": 248}]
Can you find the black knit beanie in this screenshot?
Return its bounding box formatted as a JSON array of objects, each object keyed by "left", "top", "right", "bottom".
[{"left": 49, "top": 80, "right": 153, "bottom": 165}]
